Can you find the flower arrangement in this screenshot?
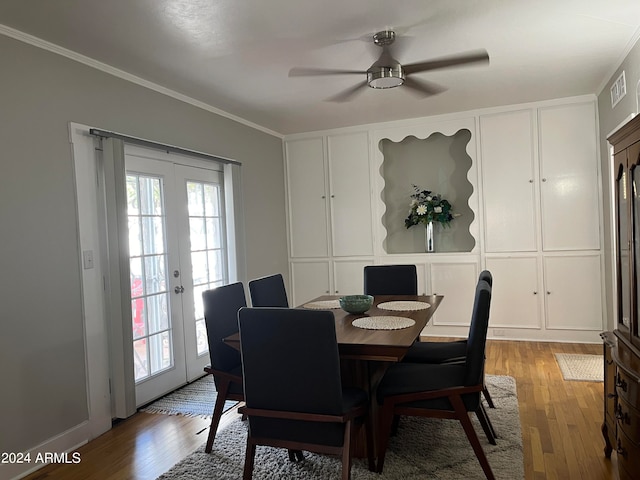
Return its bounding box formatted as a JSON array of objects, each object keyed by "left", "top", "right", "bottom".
[{"left": 404, "top": 185, "right": 455, "bottom": 229}]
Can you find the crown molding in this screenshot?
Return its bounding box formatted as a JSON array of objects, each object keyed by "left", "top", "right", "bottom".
[{"left": 0, "top": 23, "right": 283, "bottom": 138}]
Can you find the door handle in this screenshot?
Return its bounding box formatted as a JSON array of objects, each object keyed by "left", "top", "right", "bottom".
[{"left": 174, "top": 286, "right": 184, "bottom": 294}]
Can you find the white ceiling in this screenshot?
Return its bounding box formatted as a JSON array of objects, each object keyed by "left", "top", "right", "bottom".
[{"left": 1, "top": 0, "right": 640, "bottom": 135}]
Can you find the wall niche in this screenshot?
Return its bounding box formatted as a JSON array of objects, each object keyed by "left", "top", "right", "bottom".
[{"left": 380, "top": 129, "right": 475, "bottom": 254}]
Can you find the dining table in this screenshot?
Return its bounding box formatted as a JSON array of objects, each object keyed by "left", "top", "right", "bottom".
[
  {"left": 223, "top": 293, "right": 443, "bottom": 362},
  {"left": 223, "top": 293, "right": 444, "bottom": 458}
]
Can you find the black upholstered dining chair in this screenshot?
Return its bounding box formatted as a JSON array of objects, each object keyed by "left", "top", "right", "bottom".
[
  {"left": 238, "top": 307, "right": 375, "bottom": 480},
  {"left": 403, "top": 270, "right": 496, "bottom": 410},
  {"left": 375, "top": 280, "right": 495, "bottom": 479},
  {"left": 201, "top": 282, "right": 247, "bottom": 453},
  {"left": 248, "top": 273, "right": 289, "bottom": 307},
  {"left": 363, "top": 264, "right": 418, "bottom": 296}
]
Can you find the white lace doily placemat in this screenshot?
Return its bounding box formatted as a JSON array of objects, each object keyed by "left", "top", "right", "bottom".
[
  {"left": 377, "top": 301, "right": 431, "bottom": 311},
  {"left": 302, "top": 299, "right": 341, "bottom": 310},
  {"left": 352, "top": 316, "right": 416, "bottom": 330}
]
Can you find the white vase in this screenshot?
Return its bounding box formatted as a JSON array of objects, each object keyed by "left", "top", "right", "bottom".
[{"left": 425, "top": 221, "right": 434, "bottom": 253}]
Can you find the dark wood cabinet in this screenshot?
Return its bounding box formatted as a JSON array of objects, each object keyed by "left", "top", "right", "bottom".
[{"left": 605, "top": 114, "right": 640, "bottom": 480}]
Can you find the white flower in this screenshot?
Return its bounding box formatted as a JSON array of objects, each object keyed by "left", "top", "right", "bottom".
[
  {"left": 416, "top": 204, "right": 427, "bottom": 215},
  {"left": 426, "top": 196, "right": 432, "bottom": 201},
  {"left": 434, "top": 206, "right": 442, "bottom": 213}
]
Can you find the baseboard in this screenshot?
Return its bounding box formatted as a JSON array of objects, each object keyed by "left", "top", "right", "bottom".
[{"left": 1, "top": 421, "right": 90, "bottom": 480}]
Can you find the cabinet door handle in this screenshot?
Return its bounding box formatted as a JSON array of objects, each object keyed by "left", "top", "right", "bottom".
[
  {"left": 533, "top": 291, "right": 537, "bottom": 295},
  {"left": 616, "top": 375, "right": 628, "bottom": 392},
  {"left": 546, "top": 291, "right": 551, "bottom": 295},
  {"left": 529, "top": 179, "right": 533, "bottom": 183},
  {"left": 617, "top": 440, "right": 627, "bottom": 459},
  {"left": 321, "top": 195, "right": 326, "bottom": 199},
  {"left": 615, "top": 405, "right": 631, "bottom": 424},
  {"left": 607, "top": 392, "right": 617, "bottom": 399},
  {"left": 542, "top": 178, "right": 547, "bottom": 182}
]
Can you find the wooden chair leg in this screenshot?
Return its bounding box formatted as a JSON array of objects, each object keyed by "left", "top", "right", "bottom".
[
  {"left": 205, "top": 380, "right": 231, "bottom": 453},
  {"left": 242, "top": 438, "right": 257, "bottom": 480},
  {"left": 391, "top": 414, "right": 400, "bottom": 436},
  {"left": 376, "top": 403, "right": 395, "bottom": 473},
  {"left": 451, "top": 395, "right": 495, "bottom": 480},
  {"left": 483, "top": 385, "right": 495, "bottom": 408},
  {"left": 475, "top": 403, "right": 497, "bottom": 444},
  {"left": 341, "top": 420, "right": 353, "bottom": 480},
  {"left": 364, "top": 413, "right": 376, "bottom": 472},
  {"left": 287, "top": 450, "right": 304, "bottom": 462}
]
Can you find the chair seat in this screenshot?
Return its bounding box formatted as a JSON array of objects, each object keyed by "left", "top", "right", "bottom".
[
  {"left": 377, "top": 363, "right": 480, "bottom": 411},
  {"left": 403, "top": 340, "right": 467, "bottom": 364}
]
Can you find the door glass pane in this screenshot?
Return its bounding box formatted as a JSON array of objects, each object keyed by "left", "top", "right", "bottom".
[
  {"left": 619, "top": 169, "right": 631, "bottom": 329},
  {"left": 149, "top": 332, "right": 171, "bottom": 375},
  {"left": 186, "top": 180, "right": 227, "bottom": 356},
  {"left": 128, "top": 173, "right": 173, "bottom": 383},
  {"left": 133, "top": 338, "right": 148, "bottom": 381}
]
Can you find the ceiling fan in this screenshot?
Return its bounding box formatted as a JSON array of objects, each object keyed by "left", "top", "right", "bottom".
[{"left": 288, "top": 30, "right": 489, "bottom": 102}]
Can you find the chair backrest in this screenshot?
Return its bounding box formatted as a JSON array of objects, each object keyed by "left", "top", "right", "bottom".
[
  {"left": 464, "top": 280, "right": 492, "bottom": 386},
  {"left": 202, "top": 282, "right": 246, "bottom": 373},
  {"left": 248, "top": 273, "right": 289, "bottom": 307},
  {"left": 478, "top": 269, "right": 493, "bottom": 287},
  {"left": 363, "top": 264, "right": 418, "bottom": 296},
  {"left": 238, "top": 307, "right": 344, "bottom": 415}
]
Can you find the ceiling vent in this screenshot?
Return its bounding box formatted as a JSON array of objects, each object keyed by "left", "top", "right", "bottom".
[{"left": 611, "top": 71, "right": 626, "bottom": 108}]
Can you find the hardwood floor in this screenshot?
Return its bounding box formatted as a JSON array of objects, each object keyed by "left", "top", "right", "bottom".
[{"left": 23, "top": 339, "right": 617, "bottom": 480}]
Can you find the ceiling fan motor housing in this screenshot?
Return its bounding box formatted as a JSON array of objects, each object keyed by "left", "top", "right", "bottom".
[{"left": 367, "top": 65, "right": 405, "bottom": 89}]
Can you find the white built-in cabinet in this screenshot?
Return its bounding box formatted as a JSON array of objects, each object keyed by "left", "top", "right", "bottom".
[
  {"left": 480, "top": 101, "right": 603, "bottom": 339},
  {"left": 429, "top": 261, "right": 480, "bottom": 328},
  {"left": 284, "top": 96, "right": 605, "bottom": 341},
  {"left": 285, "top": 132, "right": 374, "bottom": 305},
  {"left": 480, "top": 109, "right": 537, "bottom": 252}
]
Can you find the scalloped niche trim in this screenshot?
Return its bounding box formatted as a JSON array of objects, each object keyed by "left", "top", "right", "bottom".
[{"left": 379, "top": 129, "right": 476, "bottom": 254}]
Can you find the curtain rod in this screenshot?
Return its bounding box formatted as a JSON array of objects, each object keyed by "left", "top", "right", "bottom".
[{"left": 89, "top": 128, "right": 241, "bottom": 166}]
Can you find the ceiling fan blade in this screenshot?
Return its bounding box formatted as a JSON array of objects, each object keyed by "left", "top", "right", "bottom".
[
  {"left": 326, "top": 81, "right": 369, "bottom": 103},
  {"left": 289, "top": 67, "right": 367, "bottom": 77},
  {"left": 403, "top": 77, "right": 446, "bottom": 98},
  {"left": 403, "top": 49, "right": 489, "bottom": 75}
]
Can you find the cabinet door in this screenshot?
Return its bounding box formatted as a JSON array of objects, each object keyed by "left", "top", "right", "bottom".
[
  {"left": 480, "top": 110, "right": 537, "bottom": 252},
  {"left": 333, "top": 259, "right": 372, "bottom": 296},
  {"left": 290, "top": 261, "right": 330, "bottom": 306},
  {"left": 430, "top": 262, "right": 479, "bottom": 326},
  {"left": 285, "top": 138, "right": 329, "bottom": 258},
  {"left": 485, "top": 257, "right": 542, "bottom": 329},
  {"left": 327, "top": 132, "right": 374, "bottom": 256},
  {"left": 631, "top": 142, "right": 640, "bottom": 346},
  {"left": 539, "top": 103, "right": 600, "bottom": 251},
  {"left": 544, "top": 255, "right": 603, "bottom": 330}
]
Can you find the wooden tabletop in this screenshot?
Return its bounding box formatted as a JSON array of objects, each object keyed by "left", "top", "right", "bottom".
[
  {"left": 224, "top": 294, "right": 443, "bottom": 362},
  {"left": 325, "top": 294, "right": 442, "bottom": 361}
]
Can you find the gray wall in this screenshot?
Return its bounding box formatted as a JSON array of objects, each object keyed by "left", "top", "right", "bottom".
[
  {"left": 597, "top": 39, "right": 640, "bottom": 330},
  {"left": 0, "top": 34, "right": 287, "bottom": 453}
]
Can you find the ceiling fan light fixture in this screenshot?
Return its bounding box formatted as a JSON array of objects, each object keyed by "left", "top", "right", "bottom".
[{"left": 367, "top": 66, "right": 405, "bottom": 89}]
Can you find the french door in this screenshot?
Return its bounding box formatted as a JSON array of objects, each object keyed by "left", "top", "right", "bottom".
[{"left": 126, "top": 146, "right": 228, "bottom": 406}]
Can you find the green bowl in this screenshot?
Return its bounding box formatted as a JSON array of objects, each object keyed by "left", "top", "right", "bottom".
[{"left": 339, "top": 295, "right": 374, "bottom": 314}]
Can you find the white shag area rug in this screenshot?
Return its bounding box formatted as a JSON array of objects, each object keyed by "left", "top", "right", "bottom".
[
  {"left": 554, "top": 353, "right": 603, "bottom": 382},
  {"left": 157, "top": 375, "right": 523, "bottom": 480},
  {"left": 141, "top": 375, "right": 237, "bottom": 418}
]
